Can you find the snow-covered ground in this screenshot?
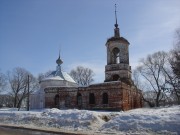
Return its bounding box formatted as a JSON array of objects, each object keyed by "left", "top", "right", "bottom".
[{"left": 0, "top": 106, "right": 180, "bottom": 135}]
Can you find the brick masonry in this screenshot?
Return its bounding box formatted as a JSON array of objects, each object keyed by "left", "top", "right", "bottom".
[{"left": 44, "top": 81, "right": 143, "bottom": 111}]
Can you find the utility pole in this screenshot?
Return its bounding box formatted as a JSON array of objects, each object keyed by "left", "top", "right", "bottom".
[{"left": 27, "top": 75, "right": 29, "bottom": 111}]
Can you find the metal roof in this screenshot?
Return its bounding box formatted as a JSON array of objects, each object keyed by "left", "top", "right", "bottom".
[{"left": 42, "top": 68, "right": 76, "bottom": 83}]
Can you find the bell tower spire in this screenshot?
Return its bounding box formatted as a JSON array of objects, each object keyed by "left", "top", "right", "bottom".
[
  {"left": 114, "top": 4, "right": 120, "bottom": 37},
  {"left": 114, "top": 4, "right": 118, "bottom": 28}
]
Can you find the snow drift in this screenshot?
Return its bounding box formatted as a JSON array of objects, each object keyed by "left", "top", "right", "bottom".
[{"left": 0, "top": 106, "right": 179, "bottom": 134}]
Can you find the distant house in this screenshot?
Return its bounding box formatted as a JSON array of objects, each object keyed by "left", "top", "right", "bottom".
[{"left": 0, "top": 94, "right": 13, "bottom": 107}]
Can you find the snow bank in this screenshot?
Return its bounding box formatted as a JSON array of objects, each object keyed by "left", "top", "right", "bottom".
[
  {"left": 40, "top": 108, "right": 104, "bottom": 131},
  {"left": 100, "top": 106, "right": 180, "bottom": 134},
  {"left": 0, "top": 108, "right": 104, "bottom": 132},
  {"left": 0, "top": 106, "right": 180, "bottom": 135}
]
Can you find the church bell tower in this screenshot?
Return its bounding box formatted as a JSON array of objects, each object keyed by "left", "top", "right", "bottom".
[{"left": 104, "top": 4, "right": 132, "bottom": 82}]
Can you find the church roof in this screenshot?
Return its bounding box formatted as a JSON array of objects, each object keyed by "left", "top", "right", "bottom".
[
  {"left": 43, "top": 71, "right": 76, "bottom": 83},
  {"left": 107, "top": 36, "right": 129, "bottom": 44}
]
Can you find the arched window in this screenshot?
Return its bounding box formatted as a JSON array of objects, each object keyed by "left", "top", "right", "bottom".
[
  {"left": 77, "top": 93, "right": 82, "bottom": 106},
  {"left": 102, "top": 93, "right": 108, "bottom": 104},
  {"left": 54, "top": 94, "right": 59, "bottom": 107},
  {"left": 65, "top": 96, "right": 70, "bottom": 107},
  {"left": 112, "top": 74, "right": 120, "bottom": 81},
  {"left": 89, "top": 93, "right": 95, "bottom": 104},
  {"left": 112, "top": 48, "right": 120, "bottom": 64}
]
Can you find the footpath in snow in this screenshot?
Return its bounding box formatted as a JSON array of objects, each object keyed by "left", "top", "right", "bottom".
[{"left": 0, "top": 105, "right": 180, "bottom": 135}]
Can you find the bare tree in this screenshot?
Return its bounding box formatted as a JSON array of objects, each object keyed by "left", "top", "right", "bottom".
[
  {"left": 132, "top": 69, "right": 143, "bottom": 90},
  {"left": 37, "top": 70, "right": 53, "bottom": 82},
  {"left": 133, "top": 69, "right": 156, "bottom": 107},
  {"left": 70, "top": 66, "right": 95, "bottom": 86},
  {"left": 164, "top": 28, "right": 180, "bottom": 104},
  {"left": 133, "top": 69, "right": 154, "bottom": 107},
  {"left": 172, "top": 28, "right": 180, "bottom": 78},
  {"left": 136, "top": 51, "right": 169, "bottom": 107},
  {"left": 0, "top": 71, "right": 7, "bottom": 93},
  {"left": 133, "top": 29, "right": 180, "bottom": 106},
  {"left": 7, "top": 67, "right": 38, "bottom": 110}
]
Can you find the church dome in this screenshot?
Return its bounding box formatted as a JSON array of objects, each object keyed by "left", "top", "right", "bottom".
[
  {"left": 56, "top": 55, "right": 63, "bottom": 65},
  {"left": 40, "top": 54, "right": 78, "bottom": 87}
]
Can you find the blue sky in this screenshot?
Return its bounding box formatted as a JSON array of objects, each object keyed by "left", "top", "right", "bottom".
[{"left": 0, "top": 0, "right": 180, "bottom": 82}]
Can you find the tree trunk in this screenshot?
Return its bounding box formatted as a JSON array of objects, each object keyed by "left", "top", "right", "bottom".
[
  {"left": 17, "top": 94, "right": 26, "bottom": 111},
  {"left": 13, "top": 94, "right": 18, "bottom": 108},
  {"left": 17, "top": 103, "right": 21, "bottom": 111},
  {"left": 156, "top": 91, "right": 161, "bottom": 107},
  {"left": 17, "top": 98, "right": 22, "bottom": 111},
  {"left": 177, "top": 96, "right": 180, "bottom": 105},
  {"left": 142, "top": 96, "right": 155, "bottom": 107}
]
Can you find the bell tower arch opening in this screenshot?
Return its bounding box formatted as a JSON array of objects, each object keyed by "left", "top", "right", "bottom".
[
  {"left": 112, "top": 47, "right": 120, "bottom": 64},
  {"left": 112, "top": 74, "right": 120, "bottom": 81}
]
